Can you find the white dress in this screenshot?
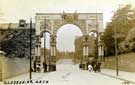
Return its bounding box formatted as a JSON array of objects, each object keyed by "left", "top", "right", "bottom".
[{"left": 88, "top": 65, "right": 93, "bottom": 72}]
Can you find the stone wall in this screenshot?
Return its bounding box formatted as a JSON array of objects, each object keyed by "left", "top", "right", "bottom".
[
  {"left": 103, "top": 52, "right": 135, "bottom": 72},
  {"left": 0, "top": 55, "right": 29, "bottom": 81}
]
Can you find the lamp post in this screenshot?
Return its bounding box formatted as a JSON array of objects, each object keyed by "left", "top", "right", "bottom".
[
  {"left": 29, "top": 18, "right": 32, "bottom": 79},
  {"left": 96, "top": 12, "right": 99, "bottom": 59},
  {"left": 96, "top": 31, "right": 98, "bottom": 59},
  {"left": 114, "top": 25, "right": 118, "bottom": 76},
  {"left": 44, "top": 19, "right": 46, "bottom": 66},
  {"left": 114, "top": 31, "right": 126, "bottom": 76}
]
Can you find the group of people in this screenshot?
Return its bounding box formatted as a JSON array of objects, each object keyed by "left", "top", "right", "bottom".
[
  {"left": 33, "top": 61, "right": 56, "bottom": 72},
  {"left": 33, "top": 61, "right": 40, "bottom": 72},
  {"left": 79, "top": 58, "right": 101, "bottom": 72},
  {"left": 87, "top": 58, "right": 101, "bottom": 72}
]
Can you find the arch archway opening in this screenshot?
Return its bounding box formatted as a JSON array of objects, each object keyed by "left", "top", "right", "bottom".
[
  {"left": 56, "top": 24, "right": 83, "bottom": 55},
  {"left": 41, "top": 32, "right": 51, "bottom": 49},
  {"left": 89, "top": 31, "right": 97, "bottom": 38},
  {"left": 41, "top": 32, "right": 51, "bottom": 62}
]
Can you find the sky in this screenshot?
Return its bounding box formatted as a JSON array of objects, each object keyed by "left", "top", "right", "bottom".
[{"left": 0, "top": 0, "right": 135, "bottom": 52}]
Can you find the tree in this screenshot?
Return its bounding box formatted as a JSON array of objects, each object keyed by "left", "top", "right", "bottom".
[
  {"left": 0, "top": 29, "right": 36, "bottom": 58},
  {"left": 102, "top": 4, "right": 135, "bottom": 56}
]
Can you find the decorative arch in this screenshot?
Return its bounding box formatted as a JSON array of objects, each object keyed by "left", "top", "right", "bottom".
[
  {"left": 53, "top": 19, "right": 86, "bottom": 35},
  {"left": 35, "top": 12, "right": 103, "bottom": 70}
]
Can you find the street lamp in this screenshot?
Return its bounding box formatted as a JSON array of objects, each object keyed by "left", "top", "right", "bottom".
[
  {"left": 95, "top": 12, "right": 99, "bottom": 59},
  {"left": 29, "top": 18, "right": 32, "bottom": 79},
  {"left": 113, "top": 29, "right": 126, "bottom": 76},
  {"left": 44, "top": 19, "right": 46, "bottom": 66},
  {"left": 114, "top": 25, "right": 118, "bottom": 76}
]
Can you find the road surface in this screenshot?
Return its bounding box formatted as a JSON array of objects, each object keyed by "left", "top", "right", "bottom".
[{"left": 1, "top": 59, "right": 125, "bottom": 85}]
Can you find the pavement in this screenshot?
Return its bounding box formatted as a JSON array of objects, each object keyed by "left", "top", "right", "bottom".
[{"left": 100, "top": 69, "right": 135, "bottom": 84}]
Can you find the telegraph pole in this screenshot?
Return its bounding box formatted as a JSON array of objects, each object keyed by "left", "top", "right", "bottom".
[
  {"left": 114, "top": 24, "right": 118, "bottom": 76},
  {"left": 115, "top": 5, "right": 123, "bottom": 76},
  {"left": 44, "top": 19, "right": 46, "bottom": 64},
  {"left": 112, "top": 9, "right": 119, "bottom": 76},
  {"left": 30, "top": 18, "right": 32, "bottom": 79},
  {"left": 96, "top": 12, "right": 99, "bottom": 59}
]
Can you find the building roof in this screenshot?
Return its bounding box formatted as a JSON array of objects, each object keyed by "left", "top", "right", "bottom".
[{"left": 0, "top": 23, "right": 35, "bottom": 29}]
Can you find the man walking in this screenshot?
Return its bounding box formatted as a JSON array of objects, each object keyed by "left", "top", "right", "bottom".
[
  {"left": 43, "top": 62, "right": 47, "bottom": 72},
  {"left": 33, "top": 60, "right": 36, "bottom": 72}
]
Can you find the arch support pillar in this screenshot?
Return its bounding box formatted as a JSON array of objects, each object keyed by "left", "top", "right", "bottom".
[
  {"left": 50, "top": 45, "right": 56, "bottom": 61},
  {"left": 98, "top": 40, "right": 104, "bottom": 61},
  {"left": 48, "top": 35, "right": 56, "bottom": 71},
  {"left": 35, "top": 36, "right": 41, "bottom": 61},
  {"left": 34, "top": 35, "right": 42, "bottom": 72},
  {"left": 82, "top": 35, "right": 89, "bottom": 70},
  {"left": 83, "top": 45, "right": 89, "bottom": 61},
  {"left": 83, "top": 35, "right": 89, "bottom": 60},
  {"left": 50, "top": 35, "right": 57, "bottom": 61}
]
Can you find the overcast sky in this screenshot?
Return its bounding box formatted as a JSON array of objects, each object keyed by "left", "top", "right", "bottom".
[{"left": 0, "top": 0, "right": 135, "bottom": 52}]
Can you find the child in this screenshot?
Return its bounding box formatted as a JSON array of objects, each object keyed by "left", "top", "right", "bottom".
[{"left": 88, "top": 64, "right": 93, "bottom": 72}]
